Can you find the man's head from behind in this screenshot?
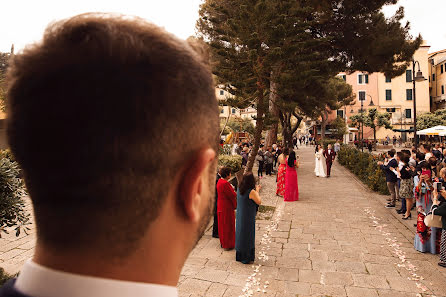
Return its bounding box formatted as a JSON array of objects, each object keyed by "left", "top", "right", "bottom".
[{"left": 6, "top": 14, "right": 218, "bottom": 265}]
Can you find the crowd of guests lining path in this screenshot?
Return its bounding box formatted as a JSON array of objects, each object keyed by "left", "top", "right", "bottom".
[
  {"left": 378, "top": 143, "right": 446, "bottom": 268},
  {"left": 213, "top": 142, "right": 300, "bottom": 264}
]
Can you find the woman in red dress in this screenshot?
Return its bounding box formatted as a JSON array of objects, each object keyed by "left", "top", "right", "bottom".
[
  {"left": 217, "top": 167, "right": 237, "bottom": 250},
  {"left": 276, "top": 147, "right": 289, "bottom": 196},
  {"left": 284, "top": 151, "right": 299, "bottom": 202}
]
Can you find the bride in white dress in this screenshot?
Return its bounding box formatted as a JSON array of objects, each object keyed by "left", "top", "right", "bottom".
[{"left": 314, "top": 145, "right": 326, "bottom": 177}]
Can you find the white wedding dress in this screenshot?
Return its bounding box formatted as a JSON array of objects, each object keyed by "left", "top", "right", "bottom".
[{"left": 314, "top": 149, "right": 326, "bottom": 177}]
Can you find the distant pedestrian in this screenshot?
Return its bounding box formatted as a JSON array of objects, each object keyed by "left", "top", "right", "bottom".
[
  {"left": 334, "top": 140, "right": 341, "bottom": 154},
  {"left": 255, "top": 148, "right": 264, "bottom": 178},
  {"left": 264, "top": 147, "right": 274, "bottom": 175},
  {"left": 432, "top": 187, "right": 446, "bottom": 268}
]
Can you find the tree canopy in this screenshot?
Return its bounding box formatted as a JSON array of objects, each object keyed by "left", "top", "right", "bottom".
[
  {"left": 417, "top": 110, "right": 446, "bottom": 130},
  {"left": 198, "top": 0, "right": 421, "bottom": 171}
]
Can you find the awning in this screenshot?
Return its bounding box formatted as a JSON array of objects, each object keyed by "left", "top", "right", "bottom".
[
  {"left": 393, "top": 128, "right": 414, "bottom": 133},
  {"left": 416, "top": 126, "right": 446, "bottom": 136}
]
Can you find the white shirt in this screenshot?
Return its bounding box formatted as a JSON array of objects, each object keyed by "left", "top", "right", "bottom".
[
  {"left": 425, "top": 152, "right": 433, "bottom": 160},
  {"left": 15, "top": 260, "right": 178, "bottom": 297}
]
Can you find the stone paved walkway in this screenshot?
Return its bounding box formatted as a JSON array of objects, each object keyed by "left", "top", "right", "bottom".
[
  {"left": 178, "top": 146, "right": 446, "bottom": 297},
  {"left": 1, "top": 146, "right": 446, "bottom": 296}
]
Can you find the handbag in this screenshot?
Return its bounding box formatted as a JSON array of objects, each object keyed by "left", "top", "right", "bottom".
[{"left": 424, "top": 207, "right": 443, "bottom": 228}]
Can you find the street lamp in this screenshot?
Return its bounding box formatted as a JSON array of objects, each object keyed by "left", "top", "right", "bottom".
[
  {"left": 359, "top": 93, "right": 375, "bottom": 152},
  {"left": 412, "top": 60, "right": 427, "bottom": 147}
]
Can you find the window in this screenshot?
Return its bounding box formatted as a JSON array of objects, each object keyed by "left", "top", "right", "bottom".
[
  {"left": 386, "top": 108, "right": 396, "bottom": 113},
  {"left": 405, "top": 109, "right": 412, "bottom": 119},
  {"left": 220, "top": 90, "right": 224, "bottom": 96},
  {"left": 442, "top": 65, "right": 444, "bottom": 74},
  {"left": 385, "top": 76, "right": 391, "bottom": 83},
  {"left": 443, "top": 85, "right": 445, "bottom": 95},
  {"left": 406, "top": 70, "right": 412, "bottom": 82},
  {"left": 406, "top": 89, "right": 413, "bottom": 100},
  {"left": 433, "top": 74, "right": 436, "bottom": 81},
  {"left": 337, "top": 110, "right": 344, "bottom": 118},
  {"left": 231, "top": 108, "right": 236, "bottom": 114},
  {"left": 358, "top": 91, "right": 366, "bottom": 101},
  {"left": 385, "top": 89, "right": 392, "bottom": 101},
  {"left": 358, "top": 74, "right": 368, "bottom": 84}
]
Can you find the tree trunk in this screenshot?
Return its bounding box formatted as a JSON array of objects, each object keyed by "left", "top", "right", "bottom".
[
  {"left": 321, "top": 110, "right": 328, "bottom": 140},
  {"left": 245, "top": 94, "right": 265, "bottom": 174},
  {"left": 265, "top": 69, "right": 280, "bottom": 148},
  {"left": 373, "top": 127, "right": 376, "bottom": 148}
]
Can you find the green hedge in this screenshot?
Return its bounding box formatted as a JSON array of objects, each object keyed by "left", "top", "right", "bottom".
[
  {"left": 218, "top": 155, "right": 242, "bottom": 173},
  {"left": 337, "top": 146, "right": 389, "bottom": 195}
]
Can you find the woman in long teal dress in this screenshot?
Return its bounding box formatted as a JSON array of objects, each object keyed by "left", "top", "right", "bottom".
[{"left": 235, "top": 173, "right": 262, "bottom": 264}]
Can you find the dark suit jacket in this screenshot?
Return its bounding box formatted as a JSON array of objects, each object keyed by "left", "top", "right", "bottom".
[
  {"left": 0, "top": 280, "right": 28, "bottom": 297},
  {"left": 380, "top": 158, "right": 398, "bottom": 183},
  {"left": 323, "top": 149, "right": 336, "bottom": 164}
]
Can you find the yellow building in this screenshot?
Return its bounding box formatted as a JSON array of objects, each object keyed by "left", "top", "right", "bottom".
[
  {"left": 428, "top": 49, "right": 446, "bottom": 110},
  {"left": 338, "top": 45, "right": 431, "bottom": 143},
  {"left": 216, "top": 87, "right": 256, "bottom": 125},
  {"left": 375, "top": 44, "right": 431, "bottom": 141}
]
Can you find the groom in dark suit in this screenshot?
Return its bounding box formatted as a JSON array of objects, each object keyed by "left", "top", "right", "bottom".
[{"left": 323, "top": 144, "right": 336, "bottom": 177}]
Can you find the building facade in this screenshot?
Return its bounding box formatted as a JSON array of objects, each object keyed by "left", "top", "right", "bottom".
[
  {"left": 429, "top": 49, "right": 446, "bottom": 111},
  {"left": 216, "top": 87, "right": 256, "bottom": 126},
  {"left": 332, "top": 45, "right": 431, "bottom": 143}
]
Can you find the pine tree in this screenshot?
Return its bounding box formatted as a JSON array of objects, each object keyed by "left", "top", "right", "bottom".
[{"left": 197, "top": 0, "right": 421, "bottom": 172}]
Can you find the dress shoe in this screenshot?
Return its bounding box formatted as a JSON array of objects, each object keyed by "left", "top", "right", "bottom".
[
  {"left": 396, "top": 209, "right": 405, "bottom": 214},
  {"left": 402, "top": 213, "right": 412, "bottom": 220}
]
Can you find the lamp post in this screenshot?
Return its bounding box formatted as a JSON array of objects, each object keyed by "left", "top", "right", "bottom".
[
  {"left": 359, "top": 93, "right": 375, "bottom": 152},
  {"left": 412, "top": 60, "right": 427, "bottom": 148}
]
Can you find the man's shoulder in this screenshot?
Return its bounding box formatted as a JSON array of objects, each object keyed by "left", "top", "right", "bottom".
[{"left": 0, "top": 280, "right": 30, "bottom": 297}]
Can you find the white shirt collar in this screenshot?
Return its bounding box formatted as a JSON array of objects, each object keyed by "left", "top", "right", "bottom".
[{"left": 15, "top": 260, "right": 178, "bottom": 297}]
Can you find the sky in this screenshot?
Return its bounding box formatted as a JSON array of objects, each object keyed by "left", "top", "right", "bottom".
[{"left": 0, "top": 0, "right": 445, "bottom": 53}]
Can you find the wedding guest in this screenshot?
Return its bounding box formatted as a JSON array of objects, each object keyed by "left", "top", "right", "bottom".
[
  {"left": 378, "top": 150, "right": 399, "bottom": 208},
  {"left": 415, "top": 152, "right": 427, "bottom": 174},
  {"left": 0, "top": 13, "right": 219, "bottom": 297},
  {"left": 217, "top": 167, "right": 237, "bottom": 250},
  {"left": 235, "top": 173, "right": 262, "bottom": 264},
  {"left": 429, "top": 156, "right": 438, "bottom": 178},
  {"left": 241, "top": 147, "right": 249, "bottom": 166},
  {"left": 414, "top": 163, "right": 442, "bottom": 254},
  {"left": 264, "top": 147, "right": 274, "bottom": 176},
  {"left": 432, "top": 189, "right": 446, "bottom": 267},
  {"left": 399, "top": 154, "right": 414, "bottom": 220},
  {"left": 421, "top": 143, "right": 433, "bottom": 160},
  {"left": 284, "top": 151, "right": 299, "bottom": 201},
  {"left": 213, "top": 171, "right": 221, "bottom": 238},
  {"left": 276, "top": 147, "right": 289, "bottom": 197},
  {"left": 255, "top": 148, "right": 264, "bottom": 178}
]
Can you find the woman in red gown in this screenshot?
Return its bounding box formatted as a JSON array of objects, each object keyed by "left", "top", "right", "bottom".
[
  {"left": 217, "top": 167, "right": 237, "bottom": 249},
  {"left": 276, "top": 147, "right": 289, "bottom": 196},
  {"left": 284, "top": 151, "right": 299, "bottom": 202}
]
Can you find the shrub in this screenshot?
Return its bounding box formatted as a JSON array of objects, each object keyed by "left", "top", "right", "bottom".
[
  {"left": 218, "top": 155, "right": 242, "bottom": 173},
  {"left": 0, "top": 268, "right": 17, "bottom": 286},
  {"left": 338, "top": 146, "right": 389, "bottom": 195},
  {"left": 0, "top": 155, "right": 30, "bottom": 237}
]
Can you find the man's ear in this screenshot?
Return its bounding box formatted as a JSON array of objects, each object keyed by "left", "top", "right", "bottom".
[{"left": 178, "top": 148, "right": 216, "bottom": 223}]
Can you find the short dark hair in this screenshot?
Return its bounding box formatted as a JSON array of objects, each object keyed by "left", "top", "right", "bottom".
[
  {"left": 401, "top": 155, "right": 410, "bottom": 164},
  {"left": 423, "top": 144, "right": 432, "bottom": 152},
  {"left": 283, "top": 147, "right": 290, "bottom": 156},
  {"left": 6, "top": 14, "right": 218, "bottom": 256},
  {"left": 388, "top": 150, "right": 395, "bottom": 157},
  {"left": 396, "top": 152, "right": 404, "bottom": 159},
  {"left": 416, "top": 152, "right": 425, "bottom": 161},
  {"left": 238, "top": 172, "right": 256, "bottom": 195},
  {"left": 220, "top": 167, "right": 231, "bottom": 179}
]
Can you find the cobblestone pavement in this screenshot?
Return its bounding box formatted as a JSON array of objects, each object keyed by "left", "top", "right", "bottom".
[
  {"left": 179, "top": 146, "right": 446, "bottom": 297},
  {"left": 2, "top": 146, "right": 446, "bottom": 296}
]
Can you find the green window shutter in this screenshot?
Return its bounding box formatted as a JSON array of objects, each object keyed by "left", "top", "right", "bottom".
[
  {"left": 365, "top": 74, "right": 369, "bottom": 84},
  {"left": 358, "top": 75, "right": 363, "bottom": 84},
  {"left": 406, "top": 70, "right": 412, "bottom": 83},
  {"left": 386, "top": 90, "right": 392, "bottom": 101},
  {"left": 385, "top": 76, "right": 391, "bottom": 83},
  {"left": 406, "top": 89, "right": 413, "bottom": 100}
]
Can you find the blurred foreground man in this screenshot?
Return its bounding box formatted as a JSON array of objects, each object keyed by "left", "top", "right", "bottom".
[{"left": 0, "top": 13, "right": 218, "bottom": 297}]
